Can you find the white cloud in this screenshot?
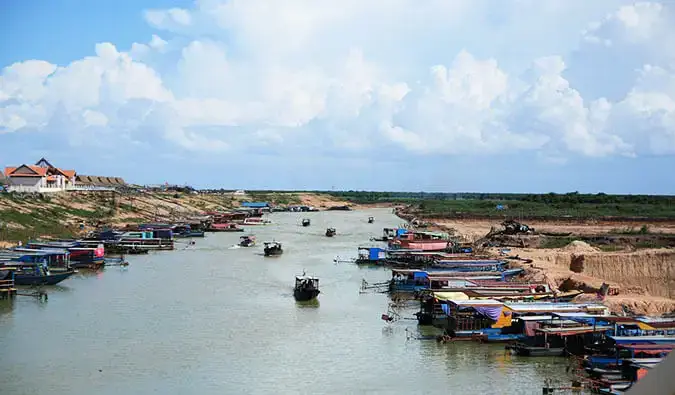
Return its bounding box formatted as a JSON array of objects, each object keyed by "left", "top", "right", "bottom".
[{"left": 1, "top": 0, "right": 674, "bottom": 160}]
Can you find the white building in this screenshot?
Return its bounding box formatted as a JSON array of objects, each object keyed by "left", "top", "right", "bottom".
[{"left": 4, "top": 158, "right": 76, "bottom": 193}]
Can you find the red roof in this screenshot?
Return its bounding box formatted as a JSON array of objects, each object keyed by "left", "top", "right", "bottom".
[
  {"left": 55, "top": 168, "right": 76, "bottom": 178},
  {"left": 4, "top": 165, "right": 48, "bottom": 177}
]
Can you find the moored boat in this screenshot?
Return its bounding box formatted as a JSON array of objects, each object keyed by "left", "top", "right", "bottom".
[
  {"left": 264, "top": 242, "right": 283, "bottom": 256},
  {"left": 207, "top": 223, "right": 244, "bottom": 232},
  {"left": 239, "top": 235, "right": 256, "bottom": 247},
  {"left": 0, "top": 260, "right": 75, "bottom": 286},
  {"left": 302, "top": 218, "right": 311, "bottom": 227},
  {"left": 294, "top": 275, "right": 320, "bottom": 301},
  {"left": 242, "top": 217, "right": 272, "bottom": 226},
  {"left": 368, "top": 216, "right": 374, "bottom": 224},
  {"left": 325, "top": 228, "right": 336, "bottom": 237}
]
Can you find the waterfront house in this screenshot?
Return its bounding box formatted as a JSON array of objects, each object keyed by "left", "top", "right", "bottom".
[{"left": 4, "top": 158, "right": 76, "bottom": 193}]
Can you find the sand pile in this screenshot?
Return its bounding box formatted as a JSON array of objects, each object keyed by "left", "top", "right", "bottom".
[{"left": 561, "top": 240, "right": 600, "bottom": 254}]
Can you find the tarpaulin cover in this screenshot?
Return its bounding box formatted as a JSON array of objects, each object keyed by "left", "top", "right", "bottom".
[
  {"left": 524, "top": 321, "right": 540, "bottom": 337},
  {"left": 369, "top": 248, "right": 384, "bottom": 261},
  {"left": 441, "top": 304, "right": 450, "bottom": 316},
  {"left": 413, "top": 272, "right": 429, "bottom": 279},
  {"left": 465, "top": 306, "right": 503, "bottom": 321},
  {"left": 396, "top": 229, "right": 408, "bottom": 237}
]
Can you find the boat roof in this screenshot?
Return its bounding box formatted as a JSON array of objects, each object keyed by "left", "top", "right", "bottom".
[
  {"left": 0, "top": 250, "right": 56, "bottom": 257},
  {"left": 295, "top": 275, "right": 319, "bottom": 280},
  {"left": 516, "top": 315, "right": 555, "bottom": 321},
  {"left": 28, "top": 240, "right": 80, "bottom": 248},
  {"left": 610, "top": 335, "right": 675, "bottom": 341},
  {"left": 536, "top": 326, "right": 614, "bottom": 336},
  {"left": 14, "top": 247, "right": 70, "bottom": 255},
  {"left": 616, "top": 344, "right": 675, "bottom": 350}
]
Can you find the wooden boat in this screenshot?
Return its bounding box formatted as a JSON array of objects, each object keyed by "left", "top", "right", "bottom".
[
  {"left": 368, "top": 216, "right": 374, "bottom": 224},
  {"left": 242, "top": 217, "right": 272, "bottom": 226},
  {"left": 239, "top": 235, "right": 256, "bottom": 247},
  {"left": 207, "top": 223, "right": 244, "bottom": 232},
  {"left": 302, "top": 218, "right": 311, "bottom": 227},
  {"left": 263, "top": 242, "right": 283, "bottom": 256},
  {"left": 509, "top": 343, "right": 566, "bottom": 357},
  {"left": 294, "top": 275, "right": 320, "bottom": 301},
  {"left": 24, "top": 241, "right": 105, "bottom": 269},
  {"left": 325, "top": 228, "right": 336, "bottom": 237},
  {"left": 0, "top": 261, "right": 75, "bottom": 286}
]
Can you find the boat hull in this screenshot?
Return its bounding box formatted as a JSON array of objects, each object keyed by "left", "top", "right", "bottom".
[
  {"left": 510, "top": 344, "right": 565, "bottom": 357},
  {"left": 264, "top": 249, "right": 283, "bottom": 257},
  {"left": 14, "top": 271, "right": 75, "bottom": 286},
  {"left": 294, "top": 288, "right": 320, "bottom": 301}
]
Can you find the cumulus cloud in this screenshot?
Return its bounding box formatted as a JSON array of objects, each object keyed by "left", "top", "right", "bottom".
[{"left": 1, "top": 0, "right": 674, "bottom": 163}]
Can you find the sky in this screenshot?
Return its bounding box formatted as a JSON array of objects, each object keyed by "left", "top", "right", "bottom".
[{"left": 1, "top": 0, "right": 674, "bottom": 193}]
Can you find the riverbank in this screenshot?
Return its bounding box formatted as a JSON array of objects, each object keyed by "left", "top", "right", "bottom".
[
  {"left": 0, "top": 191, "right": 375, "bottom": 242},
  {"left": 393, "top": 207, "right": 675, "bottom": 315}
]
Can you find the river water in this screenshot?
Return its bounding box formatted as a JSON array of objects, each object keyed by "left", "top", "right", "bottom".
[{"left": 0, "top": 208, "right": 576, "bottom": 394}]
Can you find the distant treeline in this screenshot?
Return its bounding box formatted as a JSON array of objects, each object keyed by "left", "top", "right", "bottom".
[
  {"left": 321, "top": 191, "right": 675, "bottom": 204},
  {"left": 318, "top": 191, "right": 675, "bottom": 219}
]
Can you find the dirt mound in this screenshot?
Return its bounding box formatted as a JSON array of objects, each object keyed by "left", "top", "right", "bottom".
[
  {"left": 561, "top": 240, "right": 599, "bottom": 254},
  {"left": 573, "top": 293, "right": 675, "bottom": 315}
]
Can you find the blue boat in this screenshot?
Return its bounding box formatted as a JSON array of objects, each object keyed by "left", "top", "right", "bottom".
[
  {"left": 0, "top": 251, "right": 75, "bottom": 285},
  {"left": 586, "top": 344, "right": 672, "bottom": 369}
]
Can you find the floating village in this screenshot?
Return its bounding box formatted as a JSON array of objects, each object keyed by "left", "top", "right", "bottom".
[
  {"left": 1, "top": 202, "right": 673, "bottom": 394},
  {"left": 0, "top": 160, "right": 673, "bottom": 394}
]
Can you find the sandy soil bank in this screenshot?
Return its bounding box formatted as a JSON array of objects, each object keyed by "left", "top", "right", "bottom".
[{"left": 430, "top": 218, "right": 675, "bottom": 238}]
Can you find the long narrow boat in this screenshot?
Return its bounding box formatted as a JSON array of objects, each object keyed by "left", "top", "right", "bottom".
[{"left": 0, "top": 255, "right": 75, "bottom": 286}]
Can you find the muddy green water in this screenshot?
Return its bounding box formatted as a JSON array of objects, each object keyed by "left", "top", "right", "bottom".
[{"left": 0, "top": 208, "right": 576, "bottom": 394}]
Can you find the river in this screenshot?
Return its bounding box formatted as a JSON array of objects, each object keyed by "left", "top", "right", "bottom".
[{"left": 0, "top": 208, "right": 576, "bottom": 394}]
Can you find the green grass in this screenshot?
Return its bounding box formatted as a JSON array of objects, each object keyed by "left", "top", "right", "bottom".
[
  {"left": 319, "top": 191, "right": 675, "bottom": 219},
  {"left": 0, "top": 208, "right": 75, "bottom": 241}
]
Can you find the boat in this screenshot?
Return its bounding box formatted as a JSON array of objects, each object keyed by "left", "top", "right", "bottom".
[
  {"left": 302, "top": 218, "right": 311, "bottom": 227},
  {"left": 24, "top": 240, "right": 105, "bottom": 269},
  {"left": 0, "top": 259, "right": 75, "bottom": 286},
  {"left": 242, "top": 217, "right": 272, "bottom": 226},
  {"left": 294, "top": 275, "right": 320, "bottom": 301},
  {"left": 368, "top": 216, "right": 374, "bottom": 224},
  {"left": 239, "top": 235, "right": 256, "bottom": 247},
  {"left": 325, "top": 228, "right": 336, "bottom": 237},
  {"left": 263, "top": 242, "right": 283, "bottom": 256},
  {"left": 207, "top": 223, "right": 244, "bottom": 232}
]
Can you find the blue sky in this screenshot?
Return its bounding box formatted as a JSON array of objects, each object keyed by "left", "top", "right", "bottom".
[{"left": 1, "top": 0, "right": 674, "bottom": 193}]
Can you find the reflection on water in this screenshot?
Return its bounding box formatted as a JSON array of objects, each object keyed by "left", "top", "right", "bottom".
[
  {"left": 0, "top": 208, "right": 578, "bottom": 394},
  {"left": 295, "top": 299, "right": 320, "bottom": 308}
]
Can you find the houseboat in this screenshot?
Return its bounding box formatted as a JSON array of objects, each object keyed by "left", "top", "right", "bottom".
[
  {"left": 418, "top": 294, "right": 609, "bottom": 339},
  {"left": 302, "top": 218, "right": 311, "bottom": 227},
  {"left": 389, "top": 268, "right": 524, "bottom": 292},
  {"left": 0, "top": 251, "right": 75, "bottom": 285},
  {"left": 264, "top": 242, "right": 283, "bottom": 256},
  {"left": 25, "top": 241, "right": 105, "bottom": 269},
  {"left": 325, "top": 228, "right": 336, "bottom": 237},
  {"left": 12, "top": 247, "right": 72, "bottom": 270},
  {"left": 171, "top": 224, "right": 205, "bottom": 238},
  {"left": 239, "top": 235, "right": 256, "bottom": 247},
  {"left": 370, "top": 227, "right": 406, "bottom": 242},
  {"left": 585, "top": 344, "right": 673, "bottom": 370},
  {"left": 294, "top": 275, "right": 320, "bottom": 301}
]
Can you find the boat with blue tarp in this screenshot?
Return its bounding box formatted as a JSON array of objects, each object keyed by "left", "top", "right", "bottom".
[{"left": 0, "top": 251, "right": 75, "bottom": 285}]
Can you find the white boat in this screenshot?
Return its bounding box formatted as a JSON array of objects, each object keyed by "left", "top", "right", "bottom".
[{"left": 243, "top": 217, "right": 272, "bottom": 225}]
